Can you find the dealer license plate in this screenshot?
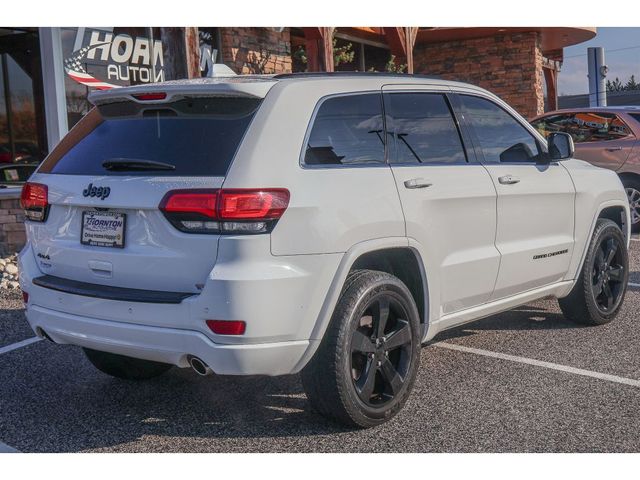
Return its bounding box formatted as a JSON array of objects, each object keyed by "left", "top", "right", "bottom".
[{"left": 81, "top": 211, "right": 126, "bottom": 248}]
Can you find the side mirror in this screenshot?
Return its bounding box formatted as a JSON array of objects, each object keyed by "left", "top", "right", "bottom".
[{"left": 547, "top": 132, "right": 574, "bottom": 160}]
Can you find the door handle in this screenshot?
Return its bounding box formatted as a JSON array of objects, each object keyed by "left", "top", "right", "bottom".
[
  {"left": 498, "top": 175, "right": 520, "bottom": 185},
  {"left": 404, "top": 178, "right": 432, "bottom": 189},
  {"left": 606, "top": 147, "right": 623, "bottom": 152}
]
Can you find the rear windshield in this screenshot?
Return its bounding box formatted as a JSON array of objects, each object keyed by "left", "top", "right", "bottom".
[{"left": 38, "top": 97, "right": 261, "bottom": 176}]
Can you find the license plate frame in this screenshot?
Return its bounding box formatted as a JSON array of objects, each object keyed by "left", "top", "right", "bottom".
[{"left": 81, "top": 211, "right": 126, "bottom": 249}]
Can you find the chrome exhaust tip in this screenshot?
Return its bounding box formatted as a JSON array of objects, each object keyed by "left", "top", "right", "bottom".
[{"left": 187, "top": 355, "right": 213, "bottom": 376}]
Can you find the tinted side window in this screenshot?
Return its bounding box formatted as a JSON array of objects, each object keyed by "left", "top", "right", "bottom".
[
  {"left": 531, "top": 114, "right": 573, "bottom": 138},
  {"left": 384, "top": 92, "right": 467, "bottom": 165},
  {"left": 304, "top": 93, "right": 385, "bottom": 166},
  {"left": 562, "top": 112, "right": 631, "bottom": 143},
  {"left": 461, "top": 95, "right": 540, "bottom": 163}
]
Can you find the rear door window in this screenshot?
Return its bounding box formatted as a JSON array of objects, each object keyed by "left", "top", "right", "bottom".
[
  {"left": 303, "top": 93, "right": 385, "bottom": 166},
  {"left": 38, "top": 97, "right": 262, "bottom": 176},
  {"left": 384, "top": 92, "right": 467, "bottom": 165}
]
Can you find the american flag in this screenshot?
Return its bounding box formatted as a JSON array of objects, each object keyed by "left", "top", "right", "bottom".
[{"left": 63, "top": 42, "right": 119, "bottom": 90}]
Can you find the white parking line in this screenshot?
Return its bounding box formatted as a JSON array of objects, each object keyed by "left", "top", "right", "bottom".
[
  {"left": 0, "top": 337, "right": 42, "bottom": 356},
  {"left": 0, "top": 441, "right": 19, "bottom": 453},
  {"left": 629, "top": 282, "right": 640, "bottom": 288},
  {"left": 433, "top": 342, "right": 640, "bottom": 388}
]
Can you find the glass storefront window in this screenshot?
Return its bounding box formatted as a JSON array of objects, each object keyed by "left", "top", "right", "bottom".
[
  {"left": 5, "top": 54, "right": 39, "bottom": 159},
  {"left": 0, "top": 29, "right": 47, "bottom": 183},
  {"left": 198, "top": 27, "right": 222, "bottom": 76},
  {"left": 60, "top": 27, "right": 223, "bottom": 130},
  {"left": 0, "top": 55, "right": 7, "bottom": 157},
  {"left": 61, "top": 27, "right": 167, "bottom": 129}
]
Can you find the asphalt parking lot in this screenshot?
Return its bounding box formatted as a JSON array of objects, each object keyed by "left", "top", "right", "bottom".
[{"left": 1, "top": 241, "right": 640, "bottom": 453}]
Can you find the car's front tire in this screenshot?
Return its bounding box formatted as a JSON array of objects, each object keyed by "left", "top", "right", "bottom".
[
  {"left": 301, "top": 269, "right": 421, "bottom": 428},
  {"left": 83, "top": 348, "right": 173, "bottom": 380},
  {"left": 559, "top": 218, "right": 628, "bottom": 326}
]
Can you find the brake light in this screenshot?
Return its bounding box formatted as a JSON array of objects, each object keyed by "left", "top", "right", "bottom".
[
  {"left": 20, "top": 182, "right": 49, "bottom": 222},
  {"left": 22, "top": 291, "right": 28, "bottom": 305},
  {"left": 218, "top": 189, "right": 289, "bottom": 220},
  {"left": 132, "top": 92, "right": 167, "bottom": 101},
  {"left": 206, "top": 320, "right": 246, "bottom": 335},
  {"left": 159, "top": 188, "right": 289, "bottom": 234},
  {"left": 160, "top": 190, "right": 218, "bottom": 218}
]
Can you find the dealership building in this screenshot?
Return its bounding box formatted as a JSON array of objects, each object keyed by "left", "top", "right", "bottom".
[{"left": 0, "top": 26, "right": 595, "bottom": 254}]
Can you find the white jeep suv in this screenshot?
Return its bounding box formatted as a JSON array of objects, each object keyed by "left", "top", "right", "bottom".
[{"left": 19, "top": 73, "right": 630, "bottom": 427}]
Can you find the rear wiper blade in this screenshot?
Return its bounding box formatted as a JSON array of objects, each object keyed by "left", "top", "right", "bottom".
[{"left": 102, "top": 158, "right": 176, "bottom": 171}]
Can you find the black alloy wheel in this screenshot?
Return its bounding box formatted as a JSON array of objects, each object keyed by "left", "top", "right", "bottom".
[
  {"left": 591, "top": 236, "right": 625, "bottom": 314},
  {"left": 350, "top": 295, "right": 413, "bottom": 407},
  {"left": 559, "top": 218, "right": 628, "bottom": 326},
  {"left": 301, "top": 269, "right": 421, "bottom": 428}
]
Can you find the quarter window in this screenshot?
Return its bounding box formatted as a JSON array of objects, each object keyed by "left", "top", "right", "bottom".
[
  {"left": 304, "top": 93, "right": 385, "bottom": 166},
  {"left": 384, "top": 93, "right": 467, "bottom": 165},
  {"left": 461, "top": 95, "right": 541, "bottom": 163}
]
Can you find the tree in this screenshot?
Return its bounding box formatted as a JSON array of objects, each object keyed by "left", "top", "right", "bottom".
[
  {"left": 607, "top": 75, "right": 640, "bottom": 92},
  {"left": 626, "top": 75, "right": 639, "bottom": 91},
  {"left": 292, "top": 39, "right": 356, "bottom": 72},
  {"left": 607, "top": 77, "right": 624, "bottom": 92},
  {"left": 385, "top": 55, "right": 407, "bottom": 73},
  {"left": 367, "top": 55, "right": 408, "bottom": 73},
  {"left": 333, "top": 40, "right": 355, "bottom": 67}
]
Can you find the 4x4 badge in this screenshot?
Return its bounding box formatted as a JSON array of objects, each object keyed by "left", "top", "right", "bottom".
[{"left": 82, "top": 183, "right": 110, "bottom": 200}]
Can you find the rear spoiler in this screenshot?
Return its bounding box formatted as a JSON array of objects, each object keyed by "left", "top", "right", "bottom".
[{"left": 89, "top": 77, "right": 277, "bottom": 106}]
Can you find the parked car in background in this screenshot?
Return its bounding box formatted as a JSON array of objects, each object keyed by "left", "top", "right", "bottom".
[
  {"left": 532, "top": 107, "right": 640, "bottom": 231},
  {"left": 0, "top": 143, "right": 43, "bottom": 187},
  {"left": 0, "top": 142, "right": 42, "bottom": 163},
  {"left": 0, "top": 161, "right": 39, "bottom": 185}
]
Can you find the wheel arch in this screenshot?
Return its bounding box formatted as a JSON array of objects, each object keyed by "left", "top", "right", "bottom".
[
  {"left": 598, "top": 204, "right": 628, "bottom": 239},
  {"left": 292, "top": 237, "right": 430, "bottom": 373},
  {"left": 618, "top": 171, "right": 640, "bottom": 231},
  {"left": 349, "top": 247, "right": 429, "bottom": 330},
  {"left": 617, "top": 170, "right": 640, "bottom": 185},
  {"left": 563, "top": 199, "right": 630, "bottom": 295}
]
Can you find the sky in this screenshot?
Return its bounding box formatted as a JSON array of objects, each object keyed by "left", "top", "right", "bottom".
[{"left": 559, "top": 27, "right": 640, "bottom": 96}]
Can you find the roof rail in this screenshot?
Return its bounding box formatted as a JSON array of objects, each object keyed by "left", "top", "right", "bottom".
[{"left": 273, "top": 72, "right": 442, "bottom": 80}]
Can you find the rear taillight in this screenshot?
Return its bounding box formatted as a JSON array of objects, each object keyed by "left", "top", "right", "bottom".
[
  {"left": 206, "top": 320, "right": 246, "bottom": 335},
  {"left": 20, "top": 182, "right": 49, "bottom": 222},
  {"left": 159, "top": 188, "right": 289, "bottom": 234},
  {"left": 218, "top": 190, "right": 289, "bottom": 220},
  {"left": 22, "top": 291, "right": 28, "bottom": 305}
]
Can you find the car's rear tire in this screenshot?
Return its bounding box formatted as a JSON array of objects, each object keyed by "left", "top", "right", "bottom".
[
  {"left": 83, "top": 348, "right": 173, "bottom": 380},
  {"left": 623, "top": 177, "right": 640, "bottom": 233},
  {"left": 559, "top": 218, "right": 628, "bottom": 326},
  {"left": 301, "top": 269, "right": 421, "bottom": 428}
]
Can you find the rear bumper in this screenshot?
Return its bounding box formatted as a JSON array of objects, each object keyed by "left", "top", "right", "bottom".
[
  {"left": 27, "top": 304, "right": 312, "bottom": 375},
  {"left": 19, "top": 238, "right": 342, "bottom": 376}
]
